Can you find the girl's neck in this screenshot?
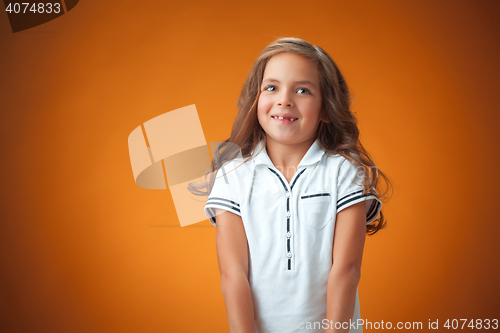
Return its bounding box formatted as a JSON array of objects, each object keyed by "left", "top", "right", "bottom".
[{"left": 265, "top": 136, "right": 316, "bottom": 181}]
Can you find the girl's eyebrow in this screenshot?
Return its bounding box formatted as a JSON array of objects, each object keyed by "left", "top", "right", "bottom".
[{"left": 262, "top": 78, "right": 317, "bottom": 89}]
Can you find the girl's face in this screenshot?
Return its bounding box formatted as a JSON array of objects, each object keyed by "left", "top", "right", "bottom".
[{"left": 257, "top": 52, "right": 326, "bottom": 147}]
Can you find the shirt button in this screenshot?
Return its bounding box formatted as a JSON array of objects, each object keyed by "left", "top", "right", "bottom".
[
  {"left": 285, "top": 192, "right": 290, "bottom": 198},
  {"left": 286, "top": 232, "right": 292, "bottom": 238},
  {"left": 287, "top": 252, "right": 292, "bottom": 258},
  {"left": 286, "top": 211, "right": 291, "bottom": 217}
]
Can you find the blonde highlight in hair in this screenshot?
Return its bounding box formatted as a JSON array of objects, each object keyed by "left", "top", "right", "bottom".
[{"left": 189, "top": 37, "right": 393, "bottom": 235}]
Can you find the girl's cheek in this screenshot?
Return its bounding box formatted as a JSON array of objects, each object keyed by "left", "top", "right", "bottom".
[
  {"left": 259, "top": 96, "right": 271, "bottom": 109},
  {"left": 257, "top": 98, "right": 266, "bottom": 113}
]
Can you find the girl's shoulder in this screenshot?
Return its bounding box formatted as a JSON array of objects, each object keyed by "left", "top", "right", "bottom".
[
  {"left": 323, "top": 153, "right": 362, "bottom": 181},
  {"left": 324, "top": 152, "right": 350, "bottom": 167},
  {"left": 217, "top": 156, "right": 252, "bottom": 179}
]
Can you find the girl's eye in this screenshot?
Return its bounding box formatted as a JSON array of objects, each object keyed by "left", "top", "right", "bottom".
[{"left": 264, "top": 85, "right": 311, "bottom": 94}]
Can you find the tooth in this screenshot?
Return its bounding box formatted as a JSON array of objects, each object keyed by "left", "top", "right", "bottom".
[{"left": 278, "top": 116, "right": 284, "bottom": 120}]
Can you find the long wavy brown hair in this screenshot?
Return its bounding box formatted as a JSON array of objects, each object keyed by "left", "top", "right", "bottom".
[{"left": 189, "top": 37, "right": 393, "bottom": 235}]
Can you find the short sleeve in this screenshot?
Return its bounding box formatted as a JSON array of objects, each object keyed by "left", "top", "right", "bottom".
[
  {"left": 203, "top": 162, "right": 241, "bottom": 227},
  {"left": 336, "top": 158, "right": 383, "bottom": 224}
]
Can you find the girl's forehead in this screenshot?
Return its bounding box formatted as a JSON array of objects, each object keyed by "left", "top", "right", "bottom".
[
  {"left": 263, "top": 53, "right": 320, "bottom": 82},
  {"left": 266, "top": 52, "right": 314, "bottom": 67}
]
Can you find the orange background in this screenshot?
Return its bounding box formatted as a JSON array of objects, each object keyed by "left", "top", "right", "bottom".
[{"left": 1, "top": 0, "right": 499, "bottom": 332}]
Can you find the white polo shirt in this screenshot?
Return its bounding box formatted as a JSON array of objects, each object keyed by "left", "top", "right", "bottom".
[{"left": 204, "top": 138, "right": 382, "bottom": 333}]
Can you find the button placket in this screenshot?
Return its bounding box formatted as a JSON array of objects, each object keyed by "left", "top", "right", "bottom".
[
  {"left": 286, "top": 192, "right": 291, "bottom": 270},
  {"left": 267, "top": 167, "right": 307, "bottom": 271}
]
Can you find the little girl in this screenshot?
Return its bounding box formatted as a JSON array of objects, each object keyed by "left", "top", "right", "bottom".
[{"left": 194, "top": 37, "right": 392, "bottom": 333}]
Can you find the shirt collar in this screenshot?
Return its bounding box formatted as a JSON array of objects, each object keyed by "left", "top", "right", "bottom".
[{"left": 252, "top": 138, "right": 326, "bottom": 168}]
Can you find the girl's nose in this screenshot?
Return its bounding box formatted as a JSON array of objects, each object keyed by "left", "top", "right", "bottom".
[{"left": 277, "top": 90, "right": 294, "bottom": 107}]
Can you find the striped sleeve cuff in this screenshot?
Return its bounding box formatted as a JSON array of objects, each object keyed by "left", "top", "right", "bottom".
[
  {"left": 204, "top": 197, "right": 241, "bottom": 226},
  {"left": 337, "top": 190, "right": 383, "bottom": 224}
]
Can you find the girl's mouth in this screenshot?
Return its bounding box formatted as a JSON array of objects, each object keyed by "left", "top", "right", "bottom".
[{"left": 271, "top": 115, "right": 298, "bottom": 123}]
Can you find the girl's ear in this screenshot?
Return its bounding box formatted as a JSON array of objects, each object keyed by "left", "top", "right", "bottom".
[{"left": 321, "top": 113, "right": 331, "bottom": 123}]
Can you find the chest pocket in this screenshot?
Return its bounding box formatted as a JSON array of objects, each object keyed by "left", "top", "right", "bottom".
[{"left": 298, "top": 191, "right": 333, "bottom": 230}]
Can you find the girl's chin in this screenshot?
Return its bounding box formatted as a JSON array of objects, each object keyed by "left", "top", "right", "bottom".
[{"left": 266, "top": 135, "right": 301, "bottom": 145}]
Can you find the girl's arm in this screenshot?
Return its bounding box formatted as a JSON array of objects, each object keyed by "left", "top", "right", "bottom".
[
  {"left": 215, "top": 208, "right": 256, "bottom": 333},
  {"left": 325, "top": 201, "right": 367, "bottom": 333}
]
